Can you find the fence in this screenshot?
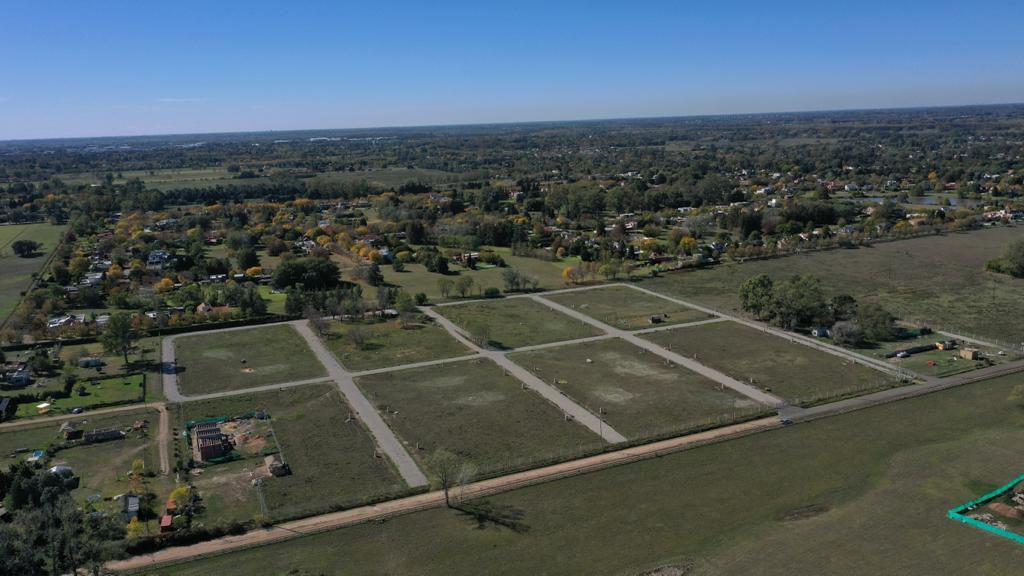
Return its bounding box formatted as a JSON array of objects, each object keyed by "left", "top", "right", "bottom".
[{"left": 948, "top": 473, "right": 1024, "bottom": 545}]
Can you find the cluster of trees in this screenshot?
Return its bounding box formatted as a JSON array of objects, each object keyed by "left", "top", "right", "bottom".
[
  {"left": 739, "top": 274, "right": 898, "bottom": 344},
  {"left": 0, "top": 463, "right": 127, "bottom": 575},
  {"left": 986, "top": 239, "right": 1024, "bottom": 278}
]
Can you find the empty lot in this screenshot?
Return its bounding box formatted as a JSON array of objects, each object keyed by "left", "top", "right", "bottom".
[
  {"left": 356, "top": 359, "right": 604, "bottom": 476},
  {"left": 322, "top": 318, "right": 471, "bottom": 371},
  {"left": 510, "top": 338, "right": 764, "bottom": 439},
  {"left": 543, "top": 285, "right": 712, "bottom": 330},
  {"left": 642, "top": 321, "right": 898, "bottom": 405},
  {"left": 436, "top": 298, "right": 602, "bottom": 349},
  {"left": 174, "top": 324, "right": 326, "bottom": 395}
]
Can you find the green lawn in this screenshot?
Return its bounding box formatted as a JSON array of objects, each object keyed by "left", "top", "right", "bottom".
[
  {"left": 642, "top": 321, "right": 899, "bottom": 405},
  {"left": 509, "top": 338, "right": 766, "bottom": 439},
  {"left": 158, "top": 373, "right": 1024, "bottom": 576},
  {"left": 436, "top": 298, "right": 602, "bottom": 349},
  {"left": 543, "top": 285, "right": 712, "bottom": 330},
  {"left": 321, "top": 318, "right": 472, "bottom": 372},
  {"left": 13, "top": 374, "right": 144, "bottom": 418},
  {"left": 355, "top": 359, "right": 604, "bottom": 476},
  {"left": 175, "top": 384, "right": 407, "bottom": 524},
  {"left": 0, "top": 223, "right": 65, "bottom": 322},
  {"left": 643, "top": 225, "right": 1024, "bottom": 344},
  {"left": 174, "top": 324, "right": 326, "bottom": 395},
  {"left": 257, "top": 286, "right": 287, "bottom": 315}
]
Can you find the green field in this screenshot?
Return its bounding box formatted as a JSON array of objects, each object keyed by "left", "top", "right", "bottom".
[
  {"left": 642, "top": 321, "right": 898, "bottom": 405},
  {"left": 55, "top": 167, "right": 261, "bottom": 191},
  {"left": 543, "top": 285, "right": 712, "bottom": 330},
  {"left": 510, "top": 338, "right": 765, "bottom": 439},
  {"left": 310, "top": 167, "right": 458, "bottom": 188},
  {"left": 355, "top": 359, "right": 604, "bottom": 476},
  {"left": 158, "top": 372, "right": 1024, "bottom": 576},
  {"left": 643, "top": 225, "right": 1024, "bottom": 344},
  {"left": 174, "top": 324, "right": 326, "bottom": 395},
  {"left": 437, "top": 298, "right": 602, "bottom": 349},
  {"left": 322, "top": 318, "right": 471, "bottom": 372},
  {"left": 13, "top": 374, "right": 144, "bottom": 418},
  {"left": 176, "top": 384, "right": 406, "bottom": 524},
  {"left": 0, "top": 223, "right": 65, "bottom": 322}
]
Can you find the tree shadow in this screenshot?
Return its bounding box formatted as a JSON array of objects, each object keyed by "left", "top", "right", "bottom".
[{"left": 454, "top": 500, "right": 530, "bottom": 533}]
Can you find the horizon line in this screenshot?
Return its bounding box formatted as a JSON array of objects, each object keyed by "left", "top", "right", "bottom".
[{"left": 3, "top": 99, "right": 1023, "bottom": 145}]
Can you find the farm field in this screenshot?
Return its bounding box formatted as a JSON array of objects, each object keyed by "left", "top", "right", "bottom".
[
  {"left": 174, "top": 324, "right": 326, "bottom": 395},
  {"left": 436, "top": 298, "right": 602, "bottom": 349},
  {"left": 54, "top": 167, "right": 261, "bottom": 191},
  {"left": 310, "top": 167, "right": 458, "bottom": 188},
  {"left": 543, "top": 285, "right": 712, "bottom": 330},
  {"left": 322, "top": 317, "right": 471, "bottom": 371},
  {"left": 13, "top": 374, "right": 145, "bottom": 419},
  {"left": 355, "top": 359, "right": 604, "bottom": 476},
  {"left": 509, "top": 338, "right": 765, "bottom": 439},
  {"left": 0, "top": 408, "right": 171, "bottom": 529},
  {"left": 0, "top": 223, "right": 65, "bottom": 323},
  {"left": 158, "top": 372, "right": 1024, "bottom": 576},
  {"left": 642, "top": 321, "right": 898, "bottom": 405},
  {"left": 175, "top": 384, "right": 406, "bottom": 524},
  {"left": 643, "top": 225, "right": 1024, "bottom": 343}
]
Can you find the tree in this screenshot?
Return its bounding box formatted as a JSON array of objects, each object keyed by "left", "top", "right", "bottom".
[
  {"left": 272, "top": 257, "right": 341, "bottom": 290},
  {"left": 831, "top": 321, "right": 865, "bottom": 346},
  {"left": 100, "top": 313, "right": 135, "bottom": 366},
  {"left": 830, "top": 294, "right": 858, "bottom": 321},
  {"left": 858, "top": 303, "right": 898, "bottom": 341},
  {"left": 11, "top": 239, "right": 41, "bottom": 257},
  {"left": 996, "top": 239, "right": 1024, "bottom": 278},
  {"left": 437, "top": 278, "right": 454, "bottom": 299},
  {"left": 304, "top": 305, "right": 326, "bottom": 335},
  {"left": 235, "top": 247, "right": 259, "bottom": 270},
  {"left": 395, "top": 291, "right": 417, "bottom": 328},
  {"left": 349, "top": 326, "right": 367, "bottom": 350},
  {"left": 740, "top": 274, "right": 775, "bottom": 320},
  {"left": 391, "top": 259, "right": 405, "bottom": 273},
  {"left": 769, "top": 274, "right": 830, "bottom": 329},
  {"left": 426, "top": 449, "right": 461, "bottom": 507},
  {"left": 454, "top": 276, "right": 475, "bottom": 298}
]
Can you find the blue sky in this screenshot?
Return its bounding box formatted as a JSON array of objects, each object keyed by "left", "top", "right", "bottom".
[{"left": 2, "top": 0, "right": 1022, "bottom": 139}]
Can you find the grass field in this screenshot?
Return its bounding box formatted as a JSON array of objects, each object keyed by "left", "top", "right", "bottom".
[
  {"left": 642, "top": 321, "right": 898, "bottom": 405},
  {"left": 0, "top": 223, "right": 65, "bottom": 322},
  {"left": 159, "top": 372, "right": 1024, "bottom": 576},
  {"left": 55, "top": 167, "right": 261, "bottom": 191},
  {"left": 509, "top": 338, "right": 765, "bottom": 439},
  {"left": 321, "top": 318, "right": 471, "bottom": 371},
  {"left": 355, "top": 359, "right": 604, "bottom": 476},
  {"left": 310, "top": 168, "right": 458, "bottom": 188},
  {"left": 643, "top": 225, "right": 1024, "bottom": 343},
  {"left": 175, "top": 384, "right": 406, "bottom": 524},
  {"left": 543, "top": 285, "right": 712, "bottom": 330},
  {"left": 13, "top": 374, "right": 144, "bottom": 418},
  {"left": 174, "top": 324, "right": 326, "bottom": 395},
  {"left": 436, "top": 298, "right": 602, "bottom": 349}
]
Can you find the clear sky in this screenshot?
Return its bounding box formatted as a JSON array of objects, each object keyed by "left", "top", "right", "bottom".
[{"left": 2, "top": 0, "right": 1022, "bottom": 140}]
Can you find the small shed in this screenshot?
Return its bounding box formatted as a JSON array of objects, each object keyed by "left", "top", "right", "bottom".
[
  {"left": 264, "top": 454, "right": 290, "bottom": 477},
  {"left": 960, "top": 347, "right": 981, "bottom": 361},
  {"left": 160, "top": 514, "right": 174, "bottom": 533},
  {"left": 811, "top": 326, "right": 832, "bottom": 338}
]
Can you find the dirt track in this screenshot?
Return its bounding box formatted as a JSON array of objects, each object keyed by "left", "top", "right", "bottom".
[{"left": 108, "top": 416, "right": 778, "bottom": 573}]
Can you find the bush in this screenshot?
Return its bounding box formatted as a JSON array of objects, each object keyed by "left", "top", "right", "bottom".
[
  {"left": 483, "top": 287, "right": 501, "bottom": 298},
  {"left": 414, "top": 292, "right": 428, "bottom": 305}
]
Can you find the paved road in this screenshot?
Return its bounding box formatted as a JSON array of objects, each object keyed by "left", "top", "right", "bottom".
[
  {"left": 108, "top": 415, "right": 778, "bottom": 573},
  {"left": 531, "top": 295, "right": 787, "bottom": 408},
  {"left": 292, "top": 320, "right": 428, "bottom": 487},
  {"left": 421, "top": 307, "right": 628, "bottom": 443}
]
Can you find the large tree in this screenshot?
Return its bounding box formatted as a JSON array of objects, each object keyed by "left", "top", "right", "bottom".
[
  {"left": 770, "top": 274, "right": 830, "bottom": 329},
  {"left": 739, "top": 274, "right": 775, "bottom": 320},
  {"left": 857, "top": 303, "right": 898, "bottom": 341},
  {"left": 11, "top": 239, "right": 41, "bottom": 258},
  {"left": 100, "top": 312, "right": 135, "bottom": 366},
  {"left": 272, "top": 257, "right": 341, "bottom": 290}
]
